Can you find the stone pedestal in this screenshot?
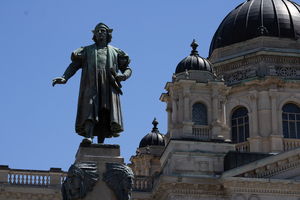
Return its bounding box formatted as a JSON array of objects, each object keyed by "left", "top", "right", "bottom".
[{"left": 74, "top": 144, "right": 124, "bottom": 200}]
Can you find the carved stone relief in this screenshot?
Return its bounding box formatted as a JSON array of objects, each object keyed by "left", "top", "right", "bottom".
[{"left": 196, "top": 161, "right": 209, "bottom": 172}]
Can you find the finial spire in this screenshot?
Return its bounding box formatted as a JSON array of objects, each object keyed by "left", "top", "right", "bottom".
[
  {"left": 190, "top": 39, "right": 199, "bottom": 56},
  {"left": 152, "top": 117, "right": 159, "bottom": 132}
]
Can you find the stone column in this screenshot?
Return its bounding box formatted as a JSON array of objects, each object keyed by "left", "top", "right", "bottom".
[
  {"left": 135, "top": 166, "right": 141, "bottom": 176},
  {"left": 184, "top": 92, "right": 191, "bottom": 121},
  {"left": 178, "top": 94, "right": 183, "bottom": 122},
  {"left": 171, "top": 95, "right": 178, "bottom": 124},
  {"left": 221, "top": 99, "right": 230, "bottom": 140},
  {"left": 212, "top": 95, "right": 220, "bottom": 123},
  {"left": 269, "top": 90, "right": 278, "bottom": 135},
  {"left": 166, "top": 106, "right": 172, "bottom": 130},
  {"left": 221, "top": 99, "right": 227, "bottom": 125},
  {"left": 182, "top": 92, "right": 194, "bottom": 138},
  {"left": 249, "top": 91, "right": 262, "bottom": 152},
  {"left": 211, "top": 94, "right": 222, "bottom": 139},
  {"left": 269, "top": 89, "right": 283, "bottom": 152},
  {"left": 250, "top": 91, "right": 259, "bottom": 137},
  {"left": 144, "top": 165, "right": 150, "bottom": 176}
]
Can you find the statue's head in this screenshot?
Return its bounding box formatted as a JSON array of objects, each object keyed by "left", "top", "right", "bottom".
[
  {"left": 103, "top": 163, "right": 134, "bottom": 200},
  {"left": 92, "top": 22, "right": 113, "bottom": 44},
  {"left": 62, "top": 162, "right": 99, "bottom": 200}
]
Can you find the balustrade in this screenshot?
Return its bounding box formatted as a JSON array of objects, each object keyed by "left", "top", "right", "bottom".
[
  {"left": 283, "top": 139, "right": 300, "bottom": 151},
  {"left": 235, "top": 141, "right": 250, "bottom": 152},
  {"left": 0, "top": 166, "right": 67, "bottom": 186},
  {"left": 192, "top": 125, "right": 210, "bottom": 139},
  {"left": 132, "top": 176, "right": 156, "bottom": 191}
]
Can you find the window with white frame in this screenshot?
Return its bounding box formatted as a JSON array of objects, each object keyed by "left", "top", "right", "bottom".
[
  {"left": 231, "top": 107, "right": 249, "bottom": 143},
  {"left": 192, "top": 103, "right": 207, "bottom": 125},
  {"left": 282, "top": 103, "right": 300, "bottom": 139}
]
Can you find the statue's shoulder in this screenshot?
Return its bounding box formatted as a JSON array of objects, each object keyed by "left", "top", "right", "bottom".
[
  {"left": 107, "top": 45, "right": 128, "bottom": 56},
  {"left": 83, "top": 43, "right": 97, "bottom": 51},
  {"left": 107, "top": 44, "right": 119, "bottom": 51},
  {"left": 71, "top": 44, "right": 96, "bottom": 60}
]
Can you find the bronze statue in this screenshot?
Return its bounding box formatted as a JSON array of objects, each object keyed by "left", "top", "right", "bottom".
[
  {"left": 62, "top": 162, "right": 99, "bottom": 200},
  {"left": 53, "top": 22, "right": 132, "bottom": 144},
  {"left": 103, "top": 163, "right": 134, "bottom": 200}
]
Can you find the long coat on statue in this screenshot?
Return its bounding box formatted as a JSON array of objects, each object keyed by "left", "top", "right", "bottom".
[{"left": 67, "top": 43, "right": 131, "bottom": 138}]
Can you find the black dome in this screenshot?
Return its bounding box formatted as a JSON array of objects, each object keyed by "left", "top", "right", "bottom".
[
  {"left": 209, "top": 0, "right": 300, "bottom": 56},
  {"left": 175, "top": 39, "right": 214, "bottom": 74},
  {"left": 139, "top": 118, "right": 165, "bottom": 148}
]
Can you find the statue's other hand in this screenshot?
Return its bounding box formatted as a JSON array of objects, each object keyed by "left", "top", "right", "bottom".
[
  {"left": 115, "top": 74, "right": 126, "bottom": 82},
  {"left": 52, "top": 77, "right": 67, "bottom": 87}
]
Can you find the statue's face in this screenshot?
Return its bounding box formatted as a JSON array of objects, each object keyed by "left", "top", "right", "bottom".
[
  {"left": 94, "top": 28, "right": 107, "bottom": 43},
  {"left": 122, "top": 177, "right": 133, "bottom": 200},
  {"left": 67, "top": 173, "right": 81, "bottom": 192},
  {"left": 122, "top": 177, "right": 133, "bottom": 192},
  {"left": 65, "top": 172, "right": 82, "bottom": 200}
]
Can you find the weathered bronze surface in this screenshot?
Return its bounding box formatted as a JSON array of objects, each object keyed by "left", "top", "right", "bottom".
[
  {"left": 53, "top": 22, "right": 132, "bottom": 144},
  {"left": 103, "top": 163, "right": 134, "bottom": 200},
  {"left": 62, "top": 162, "right": 99, "bottom": 200}
]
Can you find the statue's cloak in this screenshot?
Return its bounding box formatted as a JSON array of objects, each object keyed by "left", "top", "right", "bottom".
[{"left": 71, "top": 44, "right": 130, "bottom": 138}]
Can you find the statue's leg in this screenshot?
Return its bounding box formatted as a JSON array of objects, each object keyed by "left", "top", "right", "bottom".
[
  {"left": 82, "top": 120, "right": 94, "bottom": 144},
  {"left": 97, "top": 131, "right": 105, "bottom": 143},
  {"left": 97, "top": 109, "right": 110, "bottom": 143}
]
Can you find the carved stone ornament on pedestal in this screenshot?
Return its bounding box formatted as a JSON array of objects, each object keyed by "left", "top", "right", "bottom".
[
  {"left": 61, "top": 162, "right": 99, "bottom": 200},
  {"left": 103, "top": 163, "right": 134, "bottom": 200}
]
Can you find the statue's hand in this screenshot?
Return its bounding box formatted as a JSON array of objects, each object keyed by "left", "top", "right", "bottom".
[
  {"left": 52, "top": 77, "right": 67, "bottom": 87},
  {"left": 115, "top": 74, "right": 126, "bottom": 82}
]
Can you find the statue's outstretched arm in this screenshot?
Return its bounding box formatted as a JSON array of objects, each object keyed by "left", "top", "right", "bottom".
[{"left": 52, "top": 60, "right": 82, "bottom": 87}]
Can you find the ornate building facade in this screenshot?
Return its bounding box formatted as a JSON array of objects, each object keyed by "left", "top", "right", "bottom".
[
  {"left": 1, "top": 0, "right": 300, "bottom": 199},
  {"left": 130, "top": 0, "right": 300, "bottom": 199}
]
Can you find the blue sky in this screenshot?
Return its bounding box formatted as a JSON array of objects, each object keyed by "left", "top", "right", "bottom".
[{"left": 0, "top": 0, "right": 267, "bottom": 171}]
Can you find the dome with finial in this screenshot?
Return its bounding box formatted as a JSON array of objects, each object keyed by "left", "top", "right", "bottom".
[
  {"left": 209, "top": 0, "right": 300, "bottom": 56},
  {"left": 175, "top": 39, "right": 214, "bottom": 74},
  {"left": 139, "top": 118, "right": 165, "bottom": 148}
]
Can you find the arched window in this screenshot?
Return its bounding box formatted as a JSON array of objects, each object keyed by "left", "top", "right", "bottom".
[
  {"left": 282, "top": 103, "right": 300, "bottom": 139},
  {"left": 231, "top": 107, "right": 249, "bottom": 143},
  {"left": 192, "top": 103, "right": 207, "bottom": 125}
]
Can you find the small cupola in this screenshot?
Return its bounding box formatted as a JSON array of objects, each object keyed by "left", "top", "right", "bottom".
[
  {"left": 139, "top": 118, "right": 165, "bottom": 148},
  {"left": 175, "top": 39, "right": 214, "bottom": 74},
  {"left": 173, "top": 40, "right": 216, "bottom": 83}
]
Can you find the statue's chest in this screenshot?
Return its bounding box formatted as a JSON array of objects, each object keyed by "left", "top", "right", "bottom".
[{"left": 96, "top": 48, "right": 107, "bottom": 69}]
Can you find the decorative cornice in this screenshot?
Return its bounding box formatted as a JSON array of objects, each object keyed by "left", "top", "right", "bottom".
[
  {"left": 228, "top": 86, "right": 250, "bottom": 96},
  {"left": 152, "top": 181, "right": 225, "bottom": 200},
  {"left": 223, "top": 179, "right": 300, "bottom": 197},
  {"left": 252, "top": 157, "right": 300, "bottom": 179},
  {"left": 214, "top": 55, "right": 300, "bottom": 74}
]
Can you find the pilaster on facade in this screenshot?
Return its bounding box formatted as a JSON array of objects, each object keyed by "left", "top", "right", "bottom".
[
  {"left": 269, "top": 89, "right": 279, "bottom": 136},
  {"left": 249, "top": 90, "right": 259, "bottom": 138},
  {"left": 211, "top": 96, "right": 222, "bottom": 140},
  {"left": 171, "top": 94, "right": 179, "bottom": 125}
]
